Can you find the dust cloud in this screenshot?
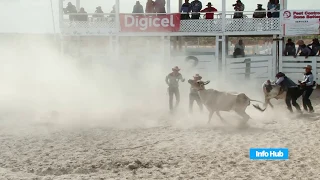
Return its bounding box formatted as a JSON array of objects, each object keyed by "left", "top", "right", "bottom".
[
  {"left": 0, "top": 35, "right": 177, "bottom": 130},
  {"left": 2, "top": 35, "right": 312, "bottom": 180},
  {"left": 0, "top": 35, "right": 286, "bottom": 132}
]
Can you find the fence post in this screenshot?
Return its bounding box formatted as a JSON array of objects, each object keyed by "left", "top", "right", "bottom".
[
  {"left": 115, "top": 0, "right": 120, "bottom": 33},
  {"left": 312, "top": 57, "right": 317, "bottom": 83},
  {"left": 244, "top": 58, "right": 251, "bottom": 80}
]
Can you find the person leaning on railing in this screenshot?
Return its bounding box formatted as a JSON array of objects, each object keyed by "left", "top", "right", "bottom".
[
  {"left": 283, "top": 38, "right": 296, "bottom": 56},
  {"left": 269, "top": 0, "right": 280, "bottom": 18},
  {"left": 267, "top": 0, "right": 274, "bottom": 18},
  {"left": 253, "top": 4, "right": 266, "bottom": 18},
  {"left": 232, "top": 0, "right": 245, "bottom": 19},
  {"left": 132, "top": 1, "right": 144, "bottom": 14},
  {"left": 77, "top": 8, "right": 88, "bottom": 22},
  {"left": 146, "top": 0, "right": 156, "bottom": 14},
  {"left": 93, "top": 6, "right": 105, "bottom": 21},
  {"left": 180, "top": 0, "right": 191, "bottom": 20},
  {"left": 190, "top": 0, "right": 202, "bottom": 19},
  {"left": 294, "top": 40, "right": 311, "bottom": 59},
  {"left": 108, "top": 5, "right": 116, "bottom": 21},
  {"left": 307, "top": 38, "right": 320, "bottom": 56},
  {"left": 154, "top": 0, "right": 166, "bottom": 13},
  {"left": 233, "top": 40, "right": 245, "bottom": 58},
  {"left": 200, "top": 2, "right": 217, "bottom": 19},
  {"left": 63, "top": 2, "right": 77, "bottom": 21}
]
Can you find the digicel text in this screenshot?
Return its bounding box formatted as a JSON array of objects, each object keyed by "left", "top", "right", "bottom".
[{"left": 124, "top": 15, "right": 175, "bottom": 30}]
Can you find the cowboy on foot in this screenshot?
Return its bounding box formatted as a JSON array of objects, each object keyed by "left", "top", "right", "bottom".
[
  {"left": 165, "top": 66, "right": 185, "bottom": 113},
  {"left": 275, "top": 72, "right": 302, "bottom": 113},
  {"left": 299, "top": 65, "right": 315, "bottom": 113},
  {"left": 188, "top": 74, "right": 203, "bottom": 113}
]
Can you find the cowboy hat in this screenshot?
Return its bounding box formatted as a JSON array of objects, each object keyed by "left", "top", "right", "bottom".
[
  {"left": 172, "top": 66, "right": 180, "bottom": 71},
  {"left": 193, "top": 74, "right": 202, "bottom": 79},
  {"left": 275, "top": 72, "right": 285, "bottom": 78},
  {"left": 296, "top": 40, "right": 304, "bottom": 45},
  {"left": 206, "top": 2, "right": 212, "bottom": 6},
  {"left": 303, "top": 65, "right": 312, "bottom": 70}
]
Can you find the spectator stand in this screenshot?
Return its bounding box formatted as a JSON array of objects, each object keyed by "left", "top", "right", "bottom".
[
  {"left": 279, "top": 8, "right": 320, "bottom": 85},
  {"left": 58, "top": 0, "right": 294, "bottom": 85}
]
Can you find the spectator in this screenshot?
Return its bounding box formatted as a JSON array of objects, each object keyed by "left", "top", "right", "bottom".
[
  {"left": 233, "top": 0, "right": 245, "bottom": 19},
  {"left": 267, "top": 0, "right": 274, "bottom": 18},
  {"left": 283, "top": 38, "right": 296, "bottom": 56},
  {"left": 180, "top": 0, "right": 191, "bottom": 20},
  {"left": 200, "top": 2, "right": 217, "bottom": 19},
  {"left": 270, "top": 0, "right": 280, "bottom": 18},
  {"left": 108, "top": 5, "right": 116, "bottom": 21},
  {"left": 295, "top": 40, "right": 311, "bottom": 58},
  {"left": 253, "top": 4, "right": 266, "bottom": 18},
  {"left": 93, "top": 6, "right": 104, "bottom": 19},
  {"left": 77, "top": 7, "right": 88, "bottom": 21},
  {"left": 190, "top": 0, "right": 202, "bottom": 19},
  {"left": 307, "top": 38, "right": 320, "bottom": 56},
  {"left": 233, "top": 40, "right": 245, "bottom": 58},
  {"left": 155, "top": 0, "right": 166, "bottom": 14},
  {"left": 146, "top": 0, "right": 155, "bottom": 14},
  {"left": 63, "top": 2, "right": 77, "bottom": 21},
  {"left": 133, "top": 1, "right": 144, "bottom": 14}
]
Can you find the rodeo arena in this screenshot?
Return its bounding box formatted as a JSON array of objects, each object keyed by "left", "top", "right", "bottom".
[{"left": 2, "top": 0, "right": 320, "bottom": 179}]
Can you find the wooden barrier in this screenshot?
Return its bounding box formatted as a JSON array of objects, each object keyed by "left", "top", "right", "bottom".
[
  {"left": 280, "top": 56, "right": 318, "bottom": 84},
  {"left": 225, "top": 56, "right": 273, "bottom": 84}
]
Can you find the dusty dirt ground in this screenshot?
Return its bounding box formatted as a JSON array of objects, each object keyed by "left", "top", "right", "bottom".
[{"left": 1, "top": 90, "right": 320, "bottom": 180}]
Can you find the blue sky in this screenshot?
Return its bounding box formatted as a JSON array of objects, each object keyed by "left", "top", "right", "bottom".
[{"left": 0, "top": 0, "right": 318, "bottom": 33}]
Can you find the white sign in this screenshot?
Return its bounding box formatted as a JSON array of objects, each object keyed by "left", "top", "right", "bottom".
[{"left": 282, "top": 10, "right": 320, "bottom": 36}]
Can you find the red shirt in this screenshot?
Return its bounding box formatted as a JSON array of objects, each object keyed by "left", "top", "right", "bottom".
[{"left": 201, "top": 7, "right": 217, "bottom": 19}]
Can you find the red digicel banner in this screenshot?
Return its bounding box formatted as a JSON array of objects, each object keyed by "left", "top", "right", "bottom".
[{"left": 119, "top": 13, "right": 181, "bottom": 32}]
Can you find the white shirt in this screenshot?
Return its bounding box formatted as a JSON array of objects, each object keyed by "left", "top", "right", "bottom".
[
  {"left": 301, "top": 73, "right": 314, "bottom": 87},
  {"left": 275, "top": 77, "right": 284, "bottom": 85}
]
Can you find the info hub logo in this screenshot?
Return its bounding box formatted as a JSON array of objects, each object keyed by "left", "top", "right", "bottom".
[{"left": 249, "top": 148, "right": 289, "bottom": 160}]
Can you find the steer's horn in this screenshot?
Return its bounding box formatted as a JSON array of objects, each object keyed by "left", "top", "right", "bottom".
[{"left": 204, "top": 80, "right": 210, "bottom": 85}]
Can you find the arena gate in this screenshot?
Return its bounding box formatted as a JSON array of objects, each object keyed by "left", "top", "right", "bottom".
[
  {"left": 280, "top": 56, "right": 319, "bottom": 84},
  {"left": 225, "top": 56, "right": 275, "bottom": 85}
]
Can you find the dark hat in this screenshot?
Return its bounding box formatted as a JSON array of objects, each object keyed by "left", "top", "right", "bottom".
[
  {"left": 276, "top": 72, "right": 285, "bottom": 78},
  {"left": 206, "top": 2, "right": 212, "bottom": 6},
  {"left": 257, "top": 4, "right": 262, "bottom": 6}
]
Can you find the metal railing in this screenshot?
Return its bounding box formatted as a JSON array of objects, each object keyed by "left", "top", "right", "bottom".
[{"left": 60, "top": 11, "right": 281, "bottom": 34}]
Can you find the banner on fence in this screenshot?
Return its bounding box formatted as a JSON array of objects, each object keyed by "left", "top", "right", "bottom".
[
  {"left": 282, "top": 10, "right": 320, "bottom": 36},
  {"left": 119, "top": 13, "right": 180, "bottom": 32}
]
